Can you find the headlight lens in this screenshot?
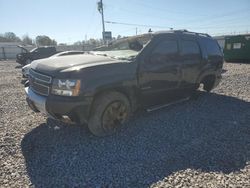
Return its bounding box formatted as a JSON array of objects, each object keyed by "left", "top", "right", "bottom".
[{"left": 51, "top": 79, "right": 81, "bottom": 96}]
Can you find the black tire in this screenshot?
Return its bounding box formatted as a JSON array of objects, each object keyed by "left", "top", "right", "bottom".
[
  {"left": 88, "top": 91, "right": 131, "bottom": 137},
  {"left": 202, "top": 76, "right": 215, "bottom": 92},
  {"left": 203, "top": 80, "right": 214, "bottom": 92}
]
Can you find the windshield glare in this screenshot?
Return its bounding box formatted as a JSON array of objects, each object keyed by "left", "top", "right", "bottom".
[
  {"left": 94, "top": 34, "right": 152, "bottom": 60},
  {"left": 30, "top": 48, "right": 38, "bottom": 52}
]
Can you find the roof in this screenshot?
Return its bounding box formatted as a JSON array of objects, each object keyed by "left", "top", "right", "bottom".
[{"left": 153, "top": 30, "right": 211, "bottom": 38}]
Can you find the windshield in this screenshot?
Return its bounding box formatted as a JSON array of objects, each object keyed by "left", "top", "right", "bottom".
[{"left": 93, "top": 34, "right": 152, "bottom": 60}]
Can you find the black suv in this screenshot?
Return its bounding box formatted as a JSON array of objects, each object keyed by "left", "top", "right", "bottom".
[
  {"left": 25, "top": 30, "right": 223, "bottom": 136},
  {"left": 16, "top": 46, "right": 57, "bottom": 65}
]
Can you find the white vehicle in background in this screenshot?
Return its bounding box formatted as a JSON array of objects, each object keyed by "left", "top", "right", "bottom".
[
  {"left": 21, "top": 51, "right": 85, "bottom": 78},
  {"left": 22, "top": 64, "right": 31, "bottom": 78}
]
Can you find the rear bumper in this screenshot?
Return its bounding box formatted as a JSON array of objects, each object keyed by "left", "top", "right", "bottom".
[{"left": 25, "top": 87, "right": 93, "bottom": 124}]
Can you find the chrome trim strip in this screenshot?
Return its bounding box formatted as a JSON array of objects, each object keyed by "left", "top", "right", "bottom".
[{"left": 29, "top": 69, "right": 52, "bottom": 83}]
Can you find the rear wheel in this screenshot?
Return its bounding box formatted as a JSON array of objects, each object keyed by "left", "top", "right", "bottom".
[
  {"left": 202, "top": 76, "right": 215, "bottom": 92},
  {"left": 88, "top": 91, "right": 131, "bottom": 137}
]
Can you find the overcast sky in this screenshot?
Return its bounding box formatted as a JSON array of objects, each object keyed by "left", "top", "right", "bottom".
[{"left": 1, "top": 0, "right": 250, "bottom": 44}]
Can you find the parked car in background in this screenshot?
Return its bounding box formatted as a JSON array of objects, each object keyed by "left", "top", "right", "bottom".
[
  {"left": 16, "top": 46, "right": 58, "bottom": 66},
  {"left": 25, "top": 30, "right": 223, "bottom": 136}
]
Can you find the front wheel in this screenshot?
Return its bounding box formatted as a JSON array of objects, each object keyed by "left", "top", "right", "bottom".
[{"left": 88, "top": 91, "right": 131, "bottom": 137}]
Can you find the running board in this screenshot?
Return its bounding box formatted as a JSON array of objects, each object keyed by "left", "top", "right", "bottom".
[{"left": 146, "top": 97, "right": 190, "bottom": 112}]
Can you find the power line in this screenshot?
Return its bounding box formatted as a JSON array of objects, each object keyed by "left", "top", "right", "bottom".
[{"left": 105, "top": 21, "right": 172, "bottom": 29}]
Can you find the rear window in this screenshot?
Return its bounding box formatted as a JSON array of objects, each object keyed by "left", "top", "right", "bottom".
[{"left": 202, "top": 38, "right": 222, "bottom": 56}]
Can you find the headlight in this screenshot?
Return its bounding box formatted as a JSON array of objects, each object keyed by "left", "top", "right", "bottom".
[{"left": 51, "top": 79, "right": 81, "bottom": 96}]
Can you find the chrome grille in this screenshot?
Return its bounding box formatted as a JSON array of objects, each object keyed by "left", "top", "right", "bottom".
[{"left": 29, "top": 69, "right": 52, "bottom": 96}]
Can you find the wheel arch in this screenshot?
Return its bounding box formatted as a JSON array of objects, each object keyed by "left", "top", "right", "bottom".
[{"left": 90, "top": 86, "right": 139, "bottom": 115}]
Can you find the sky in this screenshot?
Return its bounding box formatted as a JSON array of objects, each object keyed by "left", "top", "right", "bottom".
[{"left": 0, "top": 0, "right": 250, "bottom": 44}]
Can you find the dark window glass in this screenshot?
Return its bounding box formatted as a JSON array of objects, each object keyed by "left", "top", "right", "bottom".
[
  {"left": 150, "top": 40, "right": 178, "bottom": 64},
  {"left": 202, "top": 38, "right": 222, "bottom": 56},
  {"left": 153, "top": 40, "right": 178, "bottom": 55},
  {"left": 181, "top": 40, "right": 200, "bottom": 55}
]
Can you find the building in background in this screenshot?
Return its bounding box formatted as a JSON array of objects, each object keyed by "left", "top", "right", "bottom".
[{"left": 223, "top": 34, "right": 250, "bottom": 62}]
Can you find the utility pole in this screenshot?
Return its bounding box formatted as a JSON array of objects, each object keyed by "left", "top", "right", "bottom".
[
  {"left": 136, "top": 27, "right": 137, "bottom": 35},
  {"left": 98, "top": 0, "right": 105, "bottom": 43}
]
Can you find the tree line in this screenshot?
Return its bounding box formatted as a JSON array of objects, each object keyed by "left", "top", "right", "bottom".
[
  {"left": 0, "top": 32, "right": 124, "bottom": 46},
  {"left": 0, "top": 32, "right": 57, "bottom": 46}
]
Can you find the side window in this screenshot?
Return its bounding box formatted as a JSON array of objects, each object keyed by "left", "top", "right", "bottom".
[
  {"left": 181, "top": 40, "right": 201, "bottom": 64},
  {"left": 33, "top": 49, "right": 39, "bottom": 53},
  {"left": 41, "top": 48, "right": 52, "bottom": 55},
  {"left": 181, "top": 40, "right": 200, "bottom": 57},
  {"left": 44, "top": 48, "right": 51, "bottom": 54},
  {"left": 150, "top": 40, "right": 178, "bottom": 64},
  {"left": 38, "top": 48, "right": 46, "bottom": 55}
]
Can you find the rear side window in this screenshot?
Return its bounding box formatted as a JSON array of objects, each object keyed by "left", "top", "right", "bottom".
[
  {"left": 153, "top": 40, "right": 178, "bottom": 55},
  {"left": 202, "top": 38, "right": 222, "bottom": 56},
  {"left": 150, "top": 40, "right": 179, "bottom": 64},
  {"left": 181, "top": 40, "right": 200, "bottom": 56}
]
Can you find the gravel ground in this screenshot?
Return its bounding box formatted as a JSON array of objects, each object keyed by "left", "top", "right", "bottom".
[{"left": 0, "top": 61, "right": 249, "bottom": 188}]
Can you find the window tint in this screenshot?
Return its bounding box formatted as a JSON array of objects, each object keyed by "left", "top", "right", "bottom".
[
  {"left": 181, "top": 40, "right": 200, "bottom": 55},
  {"left": 150, "top": 40, "right": 178, "bottom": 64},
  {"left": 203, "top": 38, "right": 222, "bottom": 56},
  {"left": 153, "top": 40, "right": 178, "bottom": 55}
]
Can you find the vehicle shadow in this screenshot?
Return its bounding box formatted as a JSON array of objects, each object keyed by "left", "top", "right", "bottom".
[
  {"left": 15, "top": 65, "right": 23, "bottom": 69},
  {"left": 21, "top": 92, "right": 250, "bottom": 187}
]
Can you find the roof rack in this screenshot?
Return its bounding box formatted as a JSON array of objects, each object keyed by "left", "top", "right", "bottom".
[{"left": 174, "top": 30, "right": 211, "bottom": 38}]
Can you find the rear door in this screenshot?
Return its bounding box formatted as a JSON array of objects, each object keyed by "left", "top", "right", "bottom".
[
  {"left": 179, "top": 37, "right": 202, "bottom": 88},
  {"left": 138, "top": 35, "right": 182, "bottom": 106}
]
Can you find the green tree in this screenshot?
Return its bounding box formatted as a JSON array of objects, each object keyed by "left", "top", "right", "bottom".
[
  {"left": 0, "top": 32, "right": 21, "bottom": 42},
  {"left": 35, "top": 35, "right": 57, "bottom": 46}
]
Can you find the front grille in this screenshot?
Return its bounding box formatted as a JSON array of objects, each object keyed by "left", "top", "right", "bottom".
[{"left": 29, "top": 69, "right": 52, "bottom": 96}]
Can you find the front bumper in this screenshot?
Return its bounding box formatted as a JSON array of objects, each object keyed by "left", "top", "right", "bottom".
[
  {"left": 25, "top": 87, "right": 93, "bottom": 124},
  {"left": 25, "top": 87, "right": 47, "bottom": 114}
]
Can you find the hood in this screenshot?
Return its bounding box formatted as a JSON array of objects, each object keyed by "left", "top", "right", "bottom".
[
  {"left": 17, "top": 45, "right": 29, "bottom": 53},
  {"left": 30, "top": 54, "right": 126, "bottom": 76}
]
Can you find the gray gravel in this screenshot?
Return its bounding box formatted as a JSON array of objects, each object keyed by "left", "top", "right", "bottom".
[{"left": 0, "top": 61, "right": 250, "bottom": 188}]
